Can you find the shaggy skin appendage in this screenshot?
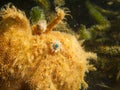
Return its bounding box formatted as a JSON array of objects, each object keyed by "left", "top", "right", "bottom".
[{"left": 0, "top": 4, "right": 96, "bottom": 90}]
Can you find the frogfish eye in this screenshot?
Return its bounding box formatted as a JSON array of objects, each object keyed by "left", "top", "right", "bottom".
[{"left": 50, "top": 40, "right": 61, "bottom": 53}]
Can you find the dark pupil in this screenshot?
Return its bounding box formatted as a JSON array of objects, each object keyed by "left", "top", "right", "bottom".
[{"left": 53, "top": 43, "right": 59, "bottom": 50}]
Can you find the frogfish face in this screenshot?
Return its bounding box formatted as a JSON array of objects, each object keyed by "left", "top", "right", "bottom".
[{"left": 0, "top": 4, "right": 96, "bottom": 90}]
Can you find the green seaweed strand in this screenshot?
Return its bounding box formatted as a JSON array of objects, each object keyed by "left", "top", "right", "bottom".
[{"left": 86, "top": 0, "right": 110, "bottom": 30}]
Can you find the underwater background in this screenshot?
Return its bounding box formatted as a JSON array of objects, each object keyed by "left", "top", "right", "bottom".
[{"left": 0, "top": 0, "right": 120, "bottom": 90}]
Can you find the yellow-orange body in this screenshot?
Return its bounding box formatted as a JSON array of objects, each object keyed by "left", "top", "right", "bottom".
[{"left": 0, "top": 5, "right": 96, "bottom": 90}]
